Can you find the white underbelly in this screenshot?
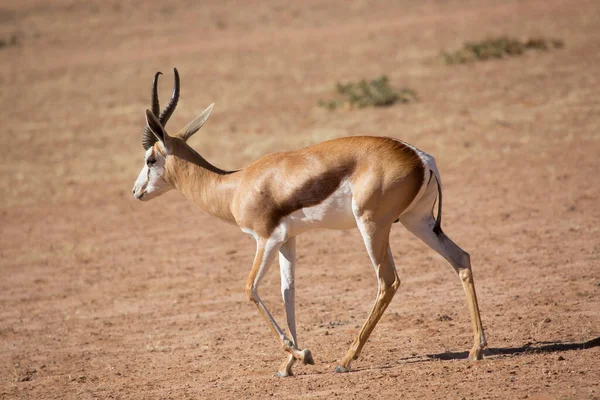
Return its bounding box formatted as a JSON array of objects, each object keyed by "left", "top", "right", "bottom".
[{"left": 284, "top": 180, "right": 356, "bottom": 236}]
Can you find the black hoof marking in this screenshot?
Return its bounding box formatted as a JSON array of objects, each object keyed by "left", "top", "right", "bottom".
[{"left": 303, "top": 350, "right": 315, "bottom": 365}]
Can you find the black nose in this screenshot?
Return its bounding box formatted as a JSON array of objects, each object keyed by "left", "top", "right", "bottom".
[{"left": 132, "top": 188, "right": 135, "bottom": 194}]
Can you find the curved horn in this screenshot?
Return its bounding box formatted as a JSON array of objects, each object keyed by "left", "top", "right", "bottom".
[
  {"left": 151, "top": 71, "right": 162, "bottom": 117},
  {"left": 142, "top": 71, "right": 164, "bottom": 150},
  {"left": 158, "top": 68, "right": 180, "bottom": 127}
]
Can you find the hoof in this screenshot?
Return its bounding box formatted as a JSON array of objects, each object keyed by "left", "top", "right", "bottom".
[
  {"left": 468, "top": 348, "right": 484, "bottom": 361},
  {"left": 301, "top": 349, "right": 314, "bottom": 365},
  {"left": 275, "top": 370, "right": 293, "bottom": 378},
  {"left": 335, "top": 365, "right": 349, "bottom": 373}
]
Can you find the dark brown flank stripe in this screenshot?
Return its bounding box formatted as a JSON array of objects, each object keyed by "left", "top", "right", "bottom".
[
  {"left": 267, "top": 162, "right": 357, "bottom": 233},
  {"left": 262, "top": 137, "right": 424, "bottom": 234}
]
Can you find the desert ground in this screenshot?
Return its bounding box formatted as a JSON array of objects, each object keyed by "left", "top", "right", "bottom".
[{"left": 1, "top": 0, "right": 599, "bottom": 398}]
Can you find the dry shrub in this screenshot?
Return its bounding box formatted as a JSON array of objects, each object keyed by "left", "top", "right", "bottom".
[
  {"left": 319, "top": 76, "right": 417, "bottom": 110},
  {"left": 441, "top": 37, "right": 564, "bottom": 64}
]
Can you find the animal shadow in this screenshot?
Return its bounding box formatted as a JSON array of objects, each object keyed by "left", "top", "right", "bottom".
[{"left": 426, "top": 336, "right": 600, "bottom": 361}]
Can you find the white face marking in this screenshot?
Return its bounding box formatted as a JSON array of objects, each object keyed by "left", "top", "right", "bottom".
[{"left": 132, "top": 146, "right": 172, "bottom": 201}]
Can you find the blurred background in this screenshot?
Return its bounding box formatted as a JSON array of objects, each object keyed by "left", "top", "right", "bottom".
[{"left": 1, "top": 0, "right": 599, "bottom": 398}]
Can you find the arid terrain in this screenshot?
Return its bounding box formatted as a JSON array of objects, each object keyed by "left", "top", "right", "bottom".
[{"left": 1, "top": 0, "right": 599, "bottom": 398}]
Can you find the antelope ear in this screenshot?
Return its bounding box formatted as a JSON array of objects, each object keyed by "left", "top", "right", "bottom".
[
  {"left": 178, "top": 103, "right": 214, "bottom": 141},
  {"left": 145, "top": 109, "right": 170, "bottom": 144}
]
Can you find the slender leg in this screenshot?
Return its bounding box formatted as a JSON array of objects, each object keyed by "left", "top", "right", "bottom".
[
  {"left": 400, "top": 213, "right": 487, "bottom": 360},
  {"left": 277, "top": 237, "right": 299, "bottom": 377},
  {"left": 337, "top": 215, "right": 400, "bottom": 372},
  {"left": 245, "top": 238, "right": 313, "bottom": 372}
]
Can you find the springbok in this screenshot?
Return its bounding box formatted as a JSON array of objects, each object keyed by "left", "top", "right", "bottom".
[{"left": 132, "top": 69, "right": 486, "bottom": 376}]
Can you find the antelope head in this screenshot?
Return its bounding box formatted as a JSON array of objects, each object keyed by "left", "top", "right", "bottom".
[{"left": 132, "top": 68, "right": 214, "bottom": 201}]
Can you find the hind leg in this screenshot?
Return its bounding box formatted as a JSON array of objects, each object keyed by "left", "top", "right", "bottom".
[
  {"left": 337, "top": 209, "right": 400, "bottom": 372},
  {"left": 400, "top": 212, "right": 486, "bottom": 360}
]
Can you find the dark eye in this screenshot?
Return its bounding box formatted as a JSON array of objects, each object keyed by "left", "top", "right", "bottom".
[{"left": 147, "top": 157, "right": 156, "bottom": 167}]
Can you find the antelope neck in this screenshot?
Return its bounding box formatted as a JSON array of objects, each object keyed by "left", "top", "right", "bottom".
[{"left": 165, "top": 143, "right": 239, "bottom": 224}]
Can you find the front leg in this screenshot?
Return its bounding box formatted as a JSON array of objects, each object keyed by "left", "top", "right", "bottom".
[
  {"left": 277, "top": 237, "right": 311, "bottom": 377},
  {"left": 245, "top": 237, "right": 313, "bottom": 374}
]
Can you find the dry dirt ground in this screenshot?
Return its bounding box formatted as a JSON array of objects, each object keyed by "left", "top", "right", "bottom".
[{"left": 1, "top": 0, "right": 599, "bottom": 399}]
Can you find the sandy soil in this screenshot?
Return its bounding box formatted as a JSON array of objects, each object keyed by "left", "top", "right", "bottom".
[{"left": 1, "top": 0, "right": 599, "bottom": 398}]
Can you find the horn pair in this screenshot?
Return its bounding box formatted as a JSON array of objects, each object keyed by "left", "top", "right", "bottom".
[{"left": 142, "top": 68, "right": 180, "bottom": 150}]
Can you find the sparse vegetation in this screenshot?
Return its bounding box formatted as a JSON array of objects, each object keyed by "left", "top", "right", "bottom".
[
  {"left": 441, "top": 37, "right": 564, "bottom": 64},
  {"left": 319, "top": 75, "right": 417, "bottom": 110},
  {"left": 0, "top": 34, "right": 19, "bottom": 49}
]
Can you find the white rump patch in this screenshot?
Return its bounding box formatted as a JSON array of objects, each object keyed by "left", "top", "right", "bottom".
[{"left": 391, "top": 139, "right": 441, "bottom": 216}]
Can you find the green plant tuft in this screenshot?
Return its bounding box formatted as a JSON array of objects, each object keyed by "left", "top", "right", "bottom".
[
  {"left": 319, "top": 75, "right": 417, "bottom": 110},
  {"left": 441, "top": 37, "right": 564, "bottom": 65}
]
